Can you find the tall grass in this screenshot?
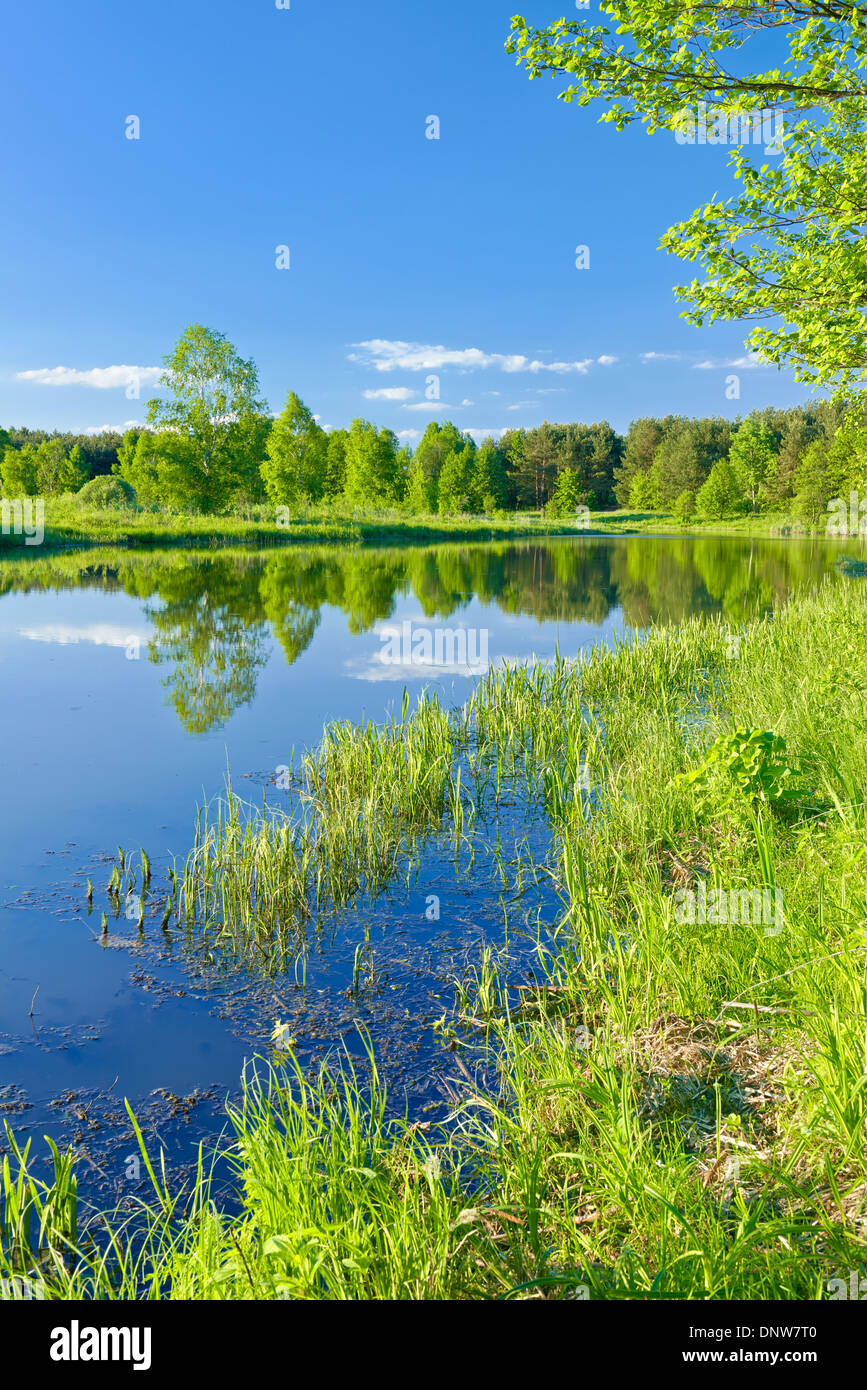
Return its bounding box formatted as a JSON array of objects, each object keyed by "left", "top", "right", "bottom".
[
  {"left": 178, "top": 695, "right": 468, "bottom": 967},
  {"left": 5, "top": 576, "right": 867, "bottom": 1299}
]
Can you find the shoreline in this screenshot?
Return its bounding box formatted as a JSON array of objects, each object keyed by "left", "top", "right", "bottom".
[{"left": 0, "top": 504, "right": 856, "bottom": 555}]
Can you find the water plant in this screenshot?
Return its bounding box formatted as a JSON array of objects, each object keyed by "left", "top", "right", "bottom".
[{"left": 5, "top": 576, "right": 867, "bottom": 1300}]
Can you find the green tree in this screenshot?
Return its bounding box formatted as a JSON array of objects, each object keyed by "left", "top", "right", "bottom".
[
  {"left": 260, "top": 392, "right": 327, "bottom": 509},
  {"left": 394, "top": 444, "right": 412, "bottom": 507},
  {"left": 517, "top": 423, "right": 558, "bottom": 509},
  {"left": 650, "top": 418, "right": 731, "bottom": 506},
  {"left": 729, "top": 420, "right": 776, "bottom": 514},
  {"left": 766, "top": 413, "right": 817, "bottom": 504},
  {"left": 825, "top": 408, "right": 867, "bottom": 501},
  {"left": 673, "top": 489, "right": 696, "bottom": 523},
  {"left": 34, "top": 439, "right": 88, "bottom": 495},
  {"left": 615, "top": 418, "right": 671, "bottom": 505},
  {"left": 793, "top": 439, "right": 835, "bottom": 527},
  {"left": 405, "top": 422, "right": 467, "bottom": 514},
  {"left": 343, "top": 419, "right": 400, "bottom": 507},
  {"left": 61, "top": 444, "right": 89, "bottom": 492},
  {"left": 629, "top": 470, "right": 658, "bottom": 511},
  {"left": 696, "top": 458, "right": 743, "bottom": 520},
  {"left": 547, "top": 468, "right": 589, "bottom": 518},
  {"left": 561, "top": 421, "right": 622, "bottom": 506},
  {"left": 437, "top": 443, "right": 476, "bottom": 514},
  {"left": 470, "top": 438, "right": 508, "bottom": 512},
  {"left": 119, "top": 431, "right": 201, "bottom": 508},
  {"left": 1, "top": 444, "right": 39, "bottom": 496},
  {"left": 651, "top": 427, "right": 706, "bottom": 506},
  {"left": 324, "top": 429, "right": 349, "bottom": 500},
  {"left": 145, "top": 324, "right": 267, "bottom": 511},
  {"left": 509, "top": 6, "right": 867, "bottom": 398}
]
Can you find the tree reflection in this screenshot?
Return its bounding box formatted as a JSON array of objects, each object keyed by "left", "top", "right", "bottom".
[
  {"left": 147, "top": 592, "right": 270, "bottom": 735},
  {"left": 1, "top": 535, "right": 857, "bottom": 733}
]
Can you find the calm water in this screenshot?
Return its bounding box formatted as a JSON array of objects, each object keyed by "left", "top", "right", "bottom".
[{"left": 0, "top": 534, "right": 858, "bottom": 1197}]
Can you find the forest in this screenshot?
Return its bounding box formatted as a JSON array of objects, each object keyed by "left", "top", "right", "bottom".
[{"left": 3, "top": 325, "right": 865, "bottom": 529}]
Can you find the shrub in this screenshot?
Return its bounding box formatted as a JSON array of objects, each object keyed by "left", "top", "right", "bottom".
[{"left": 74, "top": 476, "right": 138, "bottom": 510}]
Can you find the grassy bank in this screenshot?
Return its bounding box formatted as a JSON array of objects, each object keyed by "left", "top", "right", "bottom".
[
  {"left": 0, "top": 500, "right": 578, "bottom": 552},
  {"left": 589, "top": 508, "right": 846, "bottom": 538},
  {"left": 0, "top": 498, "right": 847, "bottom": 553},
  {"left": 4, "top": 576, "right": 867, "bottom": 1299}
]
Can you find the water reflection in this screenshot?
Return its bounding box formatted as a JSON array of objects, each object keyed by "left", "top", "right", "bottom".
[{"left": 1, "top": 535, "right": 856, "bottom": 733}]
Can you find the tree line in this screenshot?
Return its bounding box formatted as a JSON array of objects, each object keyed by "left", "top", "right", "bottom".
[
  {"left": 615, "top": 402, "right": 867, "bottom": 523},
  {"left": 2, "top": 325, "right": 865, "bottom": 521}
]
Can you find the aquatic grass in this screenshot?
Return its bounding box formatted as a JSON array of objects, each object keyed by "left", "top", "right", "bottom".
[
  {"left": 7, "top": 576, "right": 867, "bottom": 1299},
  {"left": 177, "top": 694, "right": 474, "bottom": 967},
  {"left": 165, "top": 576, "right": 867, "bottom": 1293},
  {"left": 0, "top": 1124, "right": 79, "bottom": 1296}
]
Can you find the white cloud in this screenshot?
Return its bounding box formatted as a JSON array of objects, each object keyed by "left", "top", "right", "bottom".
[
  {"left": 640, "top": 351, "right": 683, "bottom": 363},
  {"left": 597, "top": 355, "right": 619, "bottom": 367},
  {"left": 397, "top": 429, "right": 421, "bottom": 441},
  {"left": 347, "top": 621, "right": 491, "bottom": 682},
  {"left": 18, "top": 623, "right": 149, "bottom": 649},
  {"left": 350, "top": 340, "right": 601, "bottom": 376},
  {"left": 463, "top": 427, "right": 508, "bottom": 441},
  {"left": 84, "top": 420, "right": 143, "bottom": 434},
  {"left": 16, "top": 365, "right": 163, "bottom": 390},
  {"left": 363, "top": 386, "right": 416, "bottom": 402},
  {"left": 460, "top": 399, "right": 475, "bottom": 407},
  {"left": 402, "top": 401, "right": 452, "bottom": 412},
  {"left": 692, "top": 354, "right": 764, "bottom": 370}
]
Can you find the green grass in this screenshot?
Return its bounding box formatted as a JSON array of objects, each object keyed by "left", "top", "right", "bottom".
[
  {"left": 0, "top": 496, "right": 842, "bottom": 554},
  {"left": 589, "top": 507, "right": 835, "bottom": 537},
  {"left": 0, "top": 499, "right": 577, "bottom": 553},
  {"left": 177, "top": 694, "right": 465, "bottom": 969},
  {"left": 4, "top": 577, "right": 867, "bottom": 1299}
]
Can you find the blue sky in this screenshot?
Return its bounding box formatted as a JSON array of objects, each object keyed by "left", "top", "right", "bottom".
[{"left": 0, "top": 0, "right": 817, "bottom": 440}]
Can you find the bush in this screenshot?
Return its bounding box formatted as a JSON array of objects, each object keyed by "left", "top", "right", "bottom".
[
  {"left": 673, "top": 489, "right": 696, "bottom": 522},
  {"left": 74, "top": 476, "right": 138, "bottom": 510}
]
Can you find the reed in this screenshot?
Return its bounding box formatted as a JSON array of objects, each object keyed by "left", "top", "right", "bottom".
[{"left": 6, "top": 577, "right": 867, "bottom": 1300}]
